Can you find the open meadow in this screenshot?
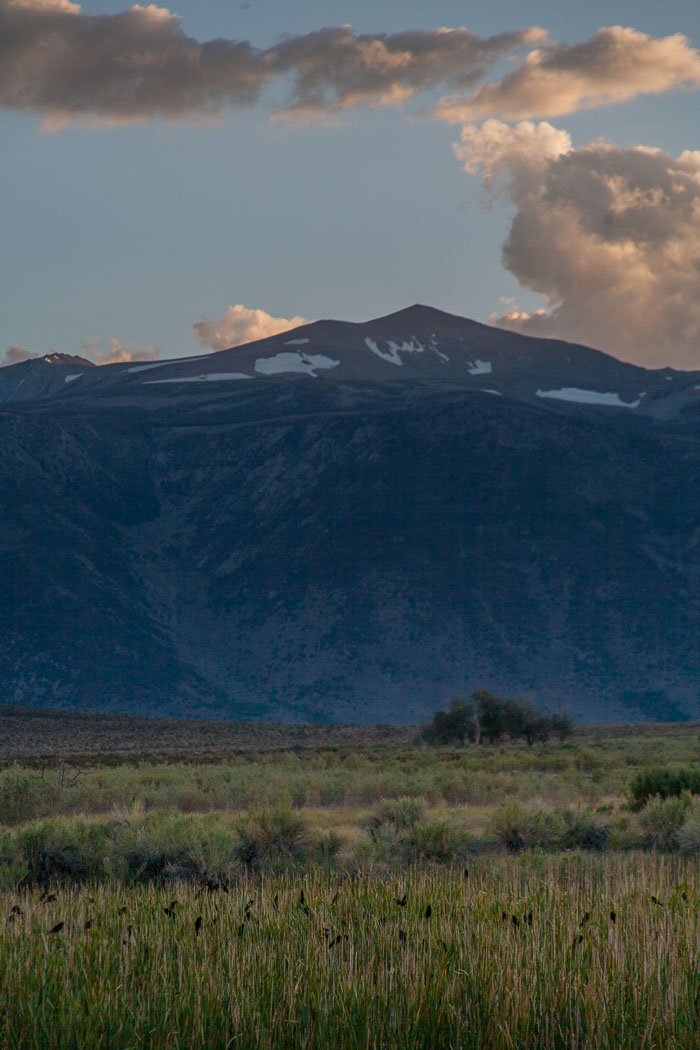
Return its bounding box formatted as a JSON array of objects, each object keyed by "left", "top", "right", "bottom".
[{"left": 0, "top": 711, "right": 698, "bottom": 1048}]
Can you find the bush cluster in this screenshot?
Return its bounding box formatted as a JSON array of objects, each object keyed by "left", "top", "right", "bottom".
[
  {"left": 630, "top": 768, "right": 700, "bottom": 808},
  {"left": 421, "top": 691, "right": 573, "bottom": 747}
]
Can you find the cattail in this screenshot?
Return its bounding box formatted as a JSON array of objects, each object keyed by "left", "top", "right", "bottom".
[
  {"left": 273, "top": 894, "right": 279, "bottom": 912},
  {"left": 527, "top": 912, "right": 533, "bottom": 927},
  {"left": 195, "top": 916, "right": 202, "bottom": 936},
  {"left": 501, "top": 911, "right": 508, "bottom": 922},
  {"left": 464, "top": 868, "right": 469, "bottom": 880},
  {"left": 424, "top": 904, "right": 432, "bottom": 920},
  {"left": 300, "top": 890, "right": 305, "bottom": 907},
  {"left": 331, "top": 892, "right": 339, "bottom": 905},
  {"left": 238, "top": 923, "right": 245, "bottom": 936},
  {"left": 398, "top": 929, "right": 407, "bottom": 945},
  {"left": 303, "top": 905, "right": 311, "bottom": 918},
  {"left": 48, "top": 922, "right": 64, "bottom": 935},
  {"left": 511, "top": 914, "right": 519, "bottom": 929}
]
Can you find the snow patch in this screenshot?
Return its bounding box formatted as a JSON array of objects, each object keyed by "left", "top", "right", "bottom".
[
  {"left": 284, "top": 338, "right": 310, "bottom": 346},
  {"left": 145, "top": 373, "right": 251, "bottom": 384},
  {"left": 536, "top": 388, "right": 641, "bottom": 408},
  {"left": 64, "top": 374, "right": 81, "bottom": 383},
  {"left": 468, "top": 359, "right": 492, "bottom": 375},
  {"left": 254, "top": 352, "right": 339, "bottom": 376},
  {"left": 364, "top": 336, "right": 427, "bottom": 365},
  {"left": 482, "top": 388, "right": 502, "bottom": 396}
]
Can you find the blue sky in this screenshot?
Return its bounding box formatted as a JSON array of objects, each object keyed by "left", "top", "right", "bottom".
[{"left": 1, "top": 0, "right": 699, "bottom": 366}]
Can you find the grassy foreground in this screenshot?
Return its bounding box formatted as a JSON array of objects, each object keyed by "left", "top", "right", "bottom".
[{"left": 0, "top": 855, "right": 698, "bottom": 1050}]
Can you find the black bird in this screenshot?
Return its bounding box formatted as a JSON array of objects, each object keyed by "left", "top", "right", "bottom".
[
  {"left": 651, "top": 896, "right": 662, "bottom": 907},
  {"left": 424, "top": 904, "right": 432, "bottom": 920},
  {"left": 398, "top": 929, "right": 407, "bottom": 945},
  {"left": 511, "top": 914, "right": 519, "bottom": 929},
  {"left": 580, "top": 912, "right": 590, "bottom": 926},
  {"left": 395, "top": 894, "right": 407, "bottom": 908},
  {"left": 44, "top": 894, "right": 57, "bottom": 904},
  {"left": 118, "top": 906, "right": 128, "bottom": 916},
  {"left": 681, "top": 891, "right": 688, "bottom": 902},
  {"left": 48, "top": 922, "right": 64, "bottom": 935},
  {"left": 11, "top": 905, "right": 22, "bottom": 916},
  {"left": 609, "top": 910, "right": 616, "bottom": 924},
  {"left": 501, "top": 911, "right": 508, "bottom": 923},
  {"left": 164, "top": 907, "right": 174, "bottom": 918},
  {"left": 84, "top": 919, "right": 93, "bottom": 931},
  {"left": 195, "top": 916, "right": 202, "bottom": 937},
  {"left": 527, "top": 912, "right": 533, "bottom": 927},
  {"left": 464, "top": 868, "right": 469, "bottom": 880}
]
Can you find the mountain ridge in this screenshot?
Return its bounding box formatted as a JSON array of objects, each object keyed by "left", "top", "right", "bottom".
[{"left": 2, "top": 306, "right": 700, "bottom": 724}]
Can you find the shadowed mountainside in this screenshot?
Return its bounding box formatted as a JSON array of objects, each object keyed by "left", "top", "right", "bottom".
[{"left": 2, "top": 306, "right": 700, "bottom": 723}]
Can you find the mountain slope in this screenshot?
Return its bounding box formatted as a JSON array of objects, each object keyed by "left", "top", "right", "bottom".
[{"left": 2, "top": 307, "right": 700, "bottom": 723}]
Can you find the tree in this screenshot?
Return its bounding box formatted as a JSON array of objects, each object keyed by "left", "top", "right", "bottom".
[
  {"left": 421, "top": 697, "right": 475, "bottom": 746},
  {"left": 550, "top": 713, "right": 574, "bottom": 742}
]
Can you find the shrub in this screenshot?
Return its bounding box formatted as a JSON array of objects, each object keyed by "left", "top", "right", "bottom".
[
  {"left": 630, "top": 768, "right": 700, "bottom": 808},
  {"left": 490, "top": 800, "right": 565, "bottom": 852},
  {"left": 638, "top": 794, "right": 693, "bottom": 851},
  {"left": 236, "top": 806, "right": 309, "bottom": 867},
  {"left": 16, "top": 818, "right": 106, "bottom": 887},
  {"left": 677, "top": 810, "right": 700, "bottom": 854},
  {"left": 561, "top": 809, "right": 609, "bottom": 851},
  {"left": 366, "top": 797, "right": 426, "bottom": 838},
  {"left": 403, "top": 819, "right": 470, "bottom": 864}
]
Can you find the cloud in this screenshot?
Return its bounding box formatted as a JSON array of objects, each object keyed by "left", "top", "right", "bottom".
[
  {"left": 193, "top": 305, "right": 310, "bottom": 351},
  {"left": 455, "top": 120, "right": 700, "bottom": 366},
  {"left": 436, "top": 26, "right": 700, "bottom": 122},
  {"left": 82, "top": 338, "right": 162, "bottom": 364},
  {"left": 1, "top": 345, "right": 41, "bottom": 366},
  {"left": 0, "top": 1, "right": 543, "bottom": 126}
]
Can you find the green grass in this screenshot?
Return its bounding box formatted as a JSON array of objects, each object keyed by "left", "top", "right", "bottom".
[{"left": 0, "top": 856, "right": 697, "bottom": 1049}]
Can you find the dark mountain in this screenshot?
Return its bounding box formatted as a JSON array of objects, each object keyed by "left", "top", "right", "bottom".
[{"left": 2, "top": 306, "right": 700, "bottom": 723}]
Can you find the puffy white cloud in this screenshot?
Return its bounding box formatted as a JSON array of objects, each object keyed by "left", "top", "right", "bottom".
[
  {"left": 82, "top": 339, "right": 162, "bottom": 364},
  {"left": 455, "top": 120, "right": 700, "bottom": 366},
  {"left": 436, "top": 26, "right": 700, "bottom": 122},
  {"left": 193, "top": 305, "right": 310, "bottom": 351},
  {"left": 0, "top": 1, "right": 542, "bottom": 126},
  {"left": 1, "top": 345, "right": 40, "bottom": 366}
]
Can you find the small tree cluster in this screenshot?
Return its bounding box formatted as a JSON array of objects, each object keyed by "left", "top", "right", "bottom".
[{"left": 421, "top": 690, "right": 573, "bottom": 747}]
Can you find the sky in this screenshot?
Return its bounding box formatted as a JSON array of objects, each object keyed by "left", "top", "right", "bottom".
[{"left": 1, "top": 0, "right": 699, "bottom": 369}]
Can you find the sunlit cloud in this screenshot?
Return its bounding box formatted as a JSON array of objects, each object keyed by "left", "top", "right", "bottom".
[
  {"left": 82, "top": 338, "right": 163, "bottom": 364},
  {"left": 0, "top": 345, "right": 41, "bottom": 366},
  {"left": 455, "top": 119, "right": 700, "bottom": 366},
  {"left": 435, "top": 26, "right": 700, "bottom": 123},
  {"left": 0, "top": 1, "right": 543, "bottom": 126},
  {"left": 193, "top": 305, "right": 311, "bottom": 351}
]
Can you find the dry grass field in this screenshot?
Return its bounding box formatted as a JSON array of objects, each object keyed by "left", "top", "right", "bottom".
[{"left": 0, "top": 706, "right": 698, "bottom": 1047}]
